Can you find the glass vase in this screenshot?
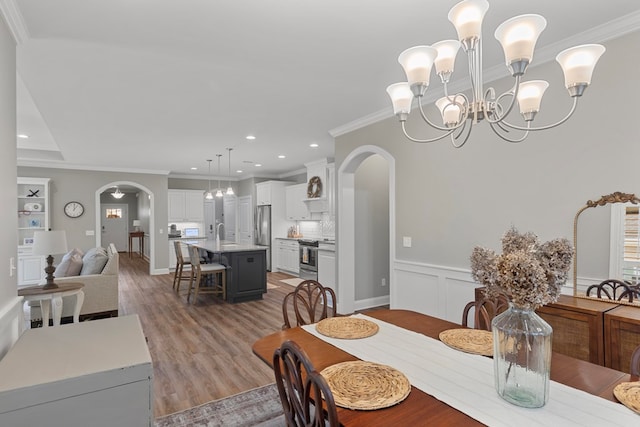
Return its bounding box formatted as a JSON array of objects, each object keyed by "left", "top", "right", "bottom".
[{"left": 491, "top": 303, "right": 552, "bottom": 408}]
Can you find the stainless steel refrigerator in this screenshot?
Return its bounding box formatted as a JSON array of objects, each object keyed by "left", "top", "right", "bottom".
[{"left": 255, "top": 205, "right": 272, "bottom": 271}]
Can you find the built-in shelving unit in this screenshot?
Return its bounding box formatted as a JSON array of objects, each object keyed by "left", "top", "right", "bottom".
[{"left": 17, "top": 177, "right": 51, "bottom": 286}]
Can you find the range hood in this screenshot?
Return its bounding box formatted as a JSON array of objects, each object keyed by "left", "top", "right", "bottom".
[{"left": 303, "top": 197, "right": 328, "bottom": 213}]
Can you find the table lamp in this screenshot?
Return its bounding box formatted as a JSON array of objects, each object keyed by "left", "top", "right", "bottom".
[
  {"left": 133, "top": 219, "right": 141, "bottom": 231},
  {"left": 32, "top": 230, "right": 68, "bottom": 290}
]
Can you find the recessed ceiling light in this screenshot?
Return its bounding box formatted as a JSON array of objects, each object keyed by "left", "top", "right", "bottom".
[
  {"left": 236, "top": 169, "right": 243, "bottom": 173},
  {"left": 255, "top": 163, "right": 262, "bottom": 167},
  {"left": 17, "top": 134, "right": 29, "bottom": 139},
  {"left": 246, "top": 135, "right": 256, "bottom": 140},
  {"left": 310, "top": 143, "right": 319, "bottom": 148},
  {"left": 190, "top": 167, "right": 198, "bottom": 170},
  {"left": 278, "top": 155, "right": 286, "bottom": 159}
]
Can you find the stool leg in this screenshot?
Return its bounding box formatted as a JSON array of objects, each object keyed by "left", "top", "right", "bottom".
[
  {"left": 193, "top": 270, "right": 201, "bottom": 303},
  {"left": 187, "top": 267, "right": 195, "bottom": 303}
]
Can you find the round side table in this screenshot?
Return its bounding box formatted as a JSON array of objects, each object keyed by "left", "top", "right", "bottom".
[{"left": 18, "top": 282, "right": 85, "bottom": 328}]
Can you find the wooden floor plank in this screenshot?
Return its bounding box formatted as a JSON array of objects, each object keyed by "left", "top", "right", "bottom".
[{"left": 117, "top": 253, "right": 297, "bottom": 417}]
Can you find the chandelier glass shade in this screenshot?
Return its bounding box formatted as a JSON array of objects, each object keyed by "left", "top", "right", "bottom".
[
  {"left": 386, "top": 0, "right": 606, "bottom": 148},
  {"left": 226, "top": 148, "right": 234, "bottom": 196},
  {"left": 204, "top": 159, "right": 214, "bottom": 200},
  {"left": 111, "top": 187, "right": 125, "bottom": 199}
]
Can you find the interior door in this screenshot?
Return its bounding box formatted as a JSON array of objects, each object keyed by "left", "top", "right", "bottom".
[
  {"left": 237, "top": 195, "right": 253, "bottom": 245},
  {"left": 223, "top": 195, "right": 237, "bottom": 242},
  {"left": 101, "top": 204, "right": 128, "bottom": 251}
]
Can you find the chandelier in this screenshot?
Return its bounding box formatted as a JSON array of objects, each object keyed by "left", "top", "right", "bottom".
[
  {"left": 386, "top": 0, "right": 605, "bottom": 148},
  {"left": 111, "top": 187, "right": 125, "bottom": 199}
]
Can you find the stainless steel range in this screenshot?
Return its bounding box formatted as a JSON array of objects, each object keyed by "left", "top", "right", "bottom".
[{"left": 298, "top": 239, "right": 319, "bottom": 281}]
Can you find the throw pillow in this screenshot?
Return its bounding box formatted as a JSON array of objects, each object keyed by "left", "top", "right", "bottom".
[
  {"left": 80, "top": 247, "right": 109, "bottom": 275},
  {"left": 55, "top": 248, "right": 84, "bottom": 277}
]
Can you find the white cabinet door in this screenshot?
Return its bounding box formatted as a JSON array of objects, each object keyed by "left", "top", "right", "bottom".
[
  {"left": 168, "top": 191, "right": 186, "bottom": 221},
  {"left": 237, "top": 195, "right": 253, "bottom": 245},
  {"left": 286, "top": 184, "right": 310, "bottom": 220},
  {"left": 256, "top": 183, "right": 271, "bottom": 206},
  {"left": 18, "top": 255, "right": 45, "bottom": 285},
  {"left": 318, "top": 250, "right": 336, "bottom": 288},
  {"left": 185, "top": 191, "right": 204, "bottom": 221},
  {"left": 223, "top": 195, "right": 237, "bottom": 242}
]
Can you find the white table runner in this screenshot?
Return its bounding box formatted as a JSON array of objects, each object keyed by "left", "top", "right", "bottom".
[{"left": 302, "top": 314, "right": 638, "bottom": 427}]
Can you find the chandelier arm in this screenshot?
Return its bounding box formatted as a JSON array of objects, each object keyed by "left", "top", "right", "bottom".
[
  {"left": 401, "top": 121, "right": 455, "bottom": 143},
  {"left": 500, "top": 97, "right": 579, "bottom": 132},
  {"left": 451, "top": 119, "right": 473, "bottom": 148},
  {"left": 418, "top": 98, "right": 465, "bottom": 132},
  {"left": 489, "top": 121, "right": 530, "bottom": 143},
  {"left": 485, "top": 76, "right": 521, "bottom": 124}
]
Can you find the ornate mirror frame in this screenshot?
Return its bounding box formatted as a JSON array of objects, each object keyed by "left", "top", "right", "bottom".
[{"left": 573, "top": 192, "right": 640, "bottom": 296}]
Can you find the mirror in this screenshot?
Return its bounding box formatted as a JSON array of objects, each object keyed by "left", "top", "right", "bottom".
[{"left": 573, "top": 192, "right": 640, "bottom": 300}]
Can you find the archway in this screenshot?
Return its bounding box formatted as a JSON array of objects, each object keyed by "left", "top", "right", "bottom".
[
  {"left": 95, "top": 181, "right": 156, "bottom": 274},
  {"left": 337, "top": 145, "right": 396, "bottom": 314}
]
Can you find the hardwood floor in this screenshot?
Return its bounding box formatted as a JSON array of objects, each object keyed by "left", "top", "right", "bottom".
[{"left": 118, "top": 253, "right": 298, "bottom": 417}]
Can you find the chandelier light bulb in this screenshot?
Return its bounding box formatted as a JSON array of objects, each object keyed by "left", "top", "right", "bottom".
[
  {"left": 517, "top": 80, "right": 549, "bottom": 120},
  {"left": 386, "top": 83, "right": 413, "bottom": 119},
  {"left": 436, "top": 97, "right": 462, "bottom": 127},
  {"left": 494, "top": 14, "right": 546, "bottom": 75},
  {"left": 448, "top": 0, "right": 489, "bottom": 48},
  {"left": 433, "top": 40, "right": 462, "bottom": 79},
  {"left": 556, "top": 44, "right": 606, "bottom": 95},
  {"left": 398, "top": 46, "right": 438, "bottom": 96}
]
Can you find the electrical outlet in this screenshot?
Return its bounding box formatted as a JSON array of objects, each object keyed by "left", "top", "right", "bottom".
[
  {"left": 381, "top": 278, "right": 386, "bottom": 287},
  {"left": 403, "top": 236, "right": 412, "bottom": 247},
  {"left": 159, "top": 228, "right": 163, "bottom": 234},
  {"left": 9, "top": 257, "right": 15, "bottom": 277},
  {"left": 86, "top": 230, "right": 95, "bottom": 236}
]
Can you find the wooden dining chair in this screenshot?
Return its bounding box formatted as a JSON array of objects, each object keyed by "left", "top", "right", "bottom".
[
  {"left": 273, "top": 340, "right": 339, "bottom": 427},
  {"left": 187, "top": 245, "right": 226, "bottom": 303},
  {"left": 631, "top": 344, "right": 640, "bottom": 378},
  {"left": 172, "top": 241, "right": 192, "bottom": 293},
  {"left": 462, "top": 293, "right": 510, "bottom": 331},
  {"left": 586, "top": 279, "right": 635, "bottom": 302},
  {"left": 282, "top": 280, "right": 337, "bottom": 329}
]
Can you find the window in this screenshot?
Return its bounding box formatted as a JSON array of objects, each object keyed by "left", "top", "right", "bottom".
[
  {"left": 106, "top": 208, "right": 122, "bottom": 219},
  {"left": 623, "top": 206, "right": 640, "bottom": 282}
]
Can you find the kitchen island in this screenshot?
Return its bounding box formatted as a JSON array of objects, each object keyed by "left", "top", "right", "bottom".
[{"left": 190, "top": 241, "right": 267, "bottom": 303}]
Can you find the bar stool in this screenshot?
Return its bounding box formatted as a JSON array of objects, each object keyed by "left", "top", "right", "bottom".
[
  {"left": 172, "top": 241, "right": 192, "bottom": 293},
  {"left": 187, "top": 245, "right": 226, "bottom": 303}
]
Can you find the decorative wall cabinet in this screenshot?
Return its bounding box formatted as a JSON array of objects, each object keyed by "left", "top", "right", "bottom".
[
  {"left": 17, "top": 177, "right": 51, "bottom": 286},
  {"left": 286, "top": 184, "right": 311, "bottom": 220}
]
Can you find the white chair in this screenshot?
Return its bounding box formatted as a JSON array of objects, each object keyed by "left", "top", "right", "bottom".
[
  {"left": 187, "top": 245, "right": 226, "bottom": 303},
  {"left": 172, "top": 240, "right": 192, "bottom": 293}
]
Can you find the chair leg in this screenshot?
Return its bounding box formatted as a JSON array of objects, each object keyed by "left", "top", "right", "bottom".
[
  {"left": 221, "top": 269, "right": 226, "bottom": 300},
  {"left": 172, "top": 263, "right": 180, "bottom": 289},
  {"left": 193, "top": 270, "right": 201, "bottom": 303},
  {"left": 187, "top": 268, "right": 196, "bottom": 303}
]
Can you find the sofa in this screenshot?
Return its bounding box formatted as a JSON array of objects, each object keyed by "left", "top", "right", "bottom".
[{"left": 29, "top": 243, "right": 119, "bottom": 326}]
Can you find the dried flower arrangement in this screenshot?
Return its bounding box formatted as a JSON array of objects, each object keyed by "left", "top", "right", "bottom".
[{"left": 470, "top": 227, "right": 574, "bottom": 310}]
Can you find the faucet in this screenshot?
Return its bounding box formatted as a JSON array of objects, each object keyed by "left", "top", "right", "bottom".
[{"left": 216, "top": 223, "right": 224, "bottom": 249}]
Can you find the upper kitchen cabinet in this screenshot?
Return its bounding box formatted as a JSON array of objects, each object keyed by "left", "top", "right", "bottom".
[
  {"left": 303, "top": 159, "right": 329, "bottom": 214},
  {"left": 286, "top": 184, "right": 311, "bottom": 221},
  {"left": 256, "top": 181, "right": 292, "bottom": 206},
  {"left": 168, "top": 190, "right": 205, "bottom": 222}
]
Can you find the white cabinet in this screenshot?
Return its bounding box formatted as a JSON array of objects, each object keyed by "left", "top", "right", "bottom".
[
  {"left": 0, "top": 315, "right": 153, "bottom": 427},
  {"left": 256, "top": 182, "right": 272, "bottom": 206},
  {"left": 276, "top": 239, "right": 299, "bottom": 274},
  {"left": 17, "top": 177, "right": 51, "bottom": 286},
  {"left": 168, "top": 190, "right": 204, "bottom": 222},
  {"left": 286, "top": 184, "right": 311, "bottom": 220},
  {"left": 318, "top": 245, "right": 336, "bottom": 289}
]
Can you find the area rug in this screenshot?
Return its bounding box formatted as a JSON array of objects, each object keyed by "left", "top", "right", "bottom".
[
  {"left": 281, "top": 278, "right": 304, "bottom": 287},
  {"left": 267, "top": 282, "right": 278, "bottom": 290},
  {"left": 155, "top": 383, "right": 284, "bottom": 427}
]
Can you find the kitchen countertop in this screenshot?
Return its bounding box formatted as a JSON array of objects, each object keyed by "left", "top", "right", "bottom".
[
  {"left": 168, "top": 236, "right": 207, "bottom": 240},
  {"left": 190, "top": 241, "right": 268, "bottom": 253}
]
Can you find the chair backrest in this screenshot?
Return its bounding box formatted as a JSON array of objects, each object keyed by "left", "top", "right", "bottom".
[
  {"left": 187, "top": 245, "right": 202, "bottom": 268},
  {"left": 273, "top": 340, "right": 339, "bottom": 427},
  {"left": 619, "top": 284, "right": 640, "bottom": 303},
  {"left": 462, "top": 293, "right": 510, "bottom": 331},
  {"left": 282, "top": 280, "right": 337, "bottom": 329},
  {"left": 586, "top": 279, "right": 634, "bottom": 302},
  {"left": 631, "top": 344, "right": 640, "bottom": 378},
  {"left": 174, "top": 241, "right": 187, "bottom": 264}
]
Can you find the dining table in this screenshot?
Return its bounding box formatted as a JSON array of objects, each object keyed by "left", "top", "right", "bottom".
[{"left": 252, "top": 309, "right": 638, "bottom": 426}]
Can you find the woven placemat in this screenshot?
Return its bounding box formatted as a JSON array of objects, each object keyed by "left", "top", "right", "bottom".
[
  {"left": 439, "top": 329, "right": 493, "bottom": 356},
  {"left": 316, "top": 317, "right": 379, "bottom": 339},
  {"left": 614, "top": 382, "right": 640, "bottom": 414},
  {"left": 321, "top": 361, "right": 411, "bottom": 410}
]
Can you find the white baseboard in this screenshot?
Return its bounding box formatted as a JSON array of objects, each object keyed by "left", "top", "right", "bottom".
[
  {"left": 0, "top": 297, "right": 24, "bottom": 360},
  {"left": 354, "top": 295, "right": 390, "bottom": 312},
  {"left": 152, "top": 268, "right": 169, "bottom": 275}
]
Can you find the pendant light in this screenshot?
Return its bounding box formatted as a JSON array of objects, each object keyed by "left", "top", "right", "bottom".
[
  {"left": 111, "top": 187, "right": 125, "bottom": 199},
  {"left": 215, "top": 154, "right": 224, "bottom": 198},
  {"left": 226, "top": 148, "right": 234, "bottom": 195},
  {"left": 204, "top": 159, "right": 214, "bottom": 200}
]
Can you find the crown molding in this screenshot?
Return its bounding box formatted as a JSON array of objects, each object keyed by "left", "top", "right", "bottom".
[
  {"left": 330, "top": 12, "right": 640, "bottom": 138},
  {"left": 17, "top": 159, "right": 171, "bottom": 175},
  {"left": 0, "top": 0, "right": 29, "bottom": 44}
]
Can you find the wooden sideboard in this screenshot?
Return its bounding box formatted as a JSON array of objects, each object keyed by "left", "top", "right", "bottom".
[{"left": 474, "top": 288, "right": 640, "bottom": 373}]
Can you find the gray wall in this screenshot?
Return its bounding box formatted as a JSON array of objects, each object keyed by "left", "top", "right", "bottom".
[
  {"left": 17, "top": 167, "right": 169, "bottom": 270},
  {"left": 355, "top": 154, "right": 390, "bottom": 300},
  {"left": 336, "top": 30, "right": 640, "bottom": 283},
  {"left": 0, "top": 14, "right": 16, "bottom": 357}
]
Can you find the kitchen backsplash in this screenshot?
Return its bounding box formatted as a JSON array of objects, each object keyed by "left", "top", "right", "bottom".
[{"left": 296, "top": 213, "right": 335, "bottom": 240}]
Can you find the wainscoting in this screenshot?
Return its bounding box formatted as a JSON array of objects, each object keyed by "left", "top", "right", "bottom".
[{"left": 0, "top": 297, "right": 24, "bottom": 359}]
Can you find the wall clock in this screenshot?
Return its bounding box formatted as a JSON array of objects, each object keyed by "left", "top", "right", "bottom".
[{"left": 64, "top": 201, "right": 85, "bottom": 218}]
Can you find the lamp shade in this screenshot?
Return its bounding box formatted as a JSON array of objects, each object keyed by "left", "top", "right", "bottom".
[
  {"left": 133, "top": 220, "right": 141, "bottom": 227},
  {"left": 517, "top": 80, "right": 549, "bottom": 114},
  {"left": 436, "top": 97, "right": 462, "bottom": 126},
  {"left": 433, "top": 40, "right": 461, "bottom": 76},
  {"left": 556, "top": 44, "right": 606, "bottom": 89},
  {"left": 32, "top": 230, "right": 68, "bottom": 257},
  {"left": 398, "top": 46, "right": 438, "bottom": 89},
  {"left": 386, "top": 83, "right": 413, "bottom": 116},
  {"left": 494, "top": 14, "right": 546, "bottom": 66},
  {"left": 448, "top": 0, "right": 489, "bottom": 43}
]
